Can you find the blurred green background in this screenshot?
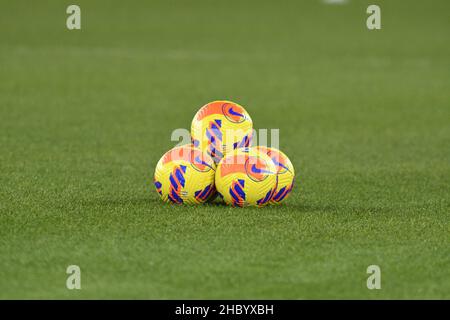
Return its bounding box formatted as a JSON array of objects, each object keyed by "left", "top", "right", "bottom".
[{"left": 0, "top": 0, "right": 449, "bottom": 298}]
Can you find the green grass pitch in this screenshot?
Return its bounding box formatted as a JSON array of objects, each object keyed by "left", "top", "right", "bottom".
[{"left": 0, "top": 0, "right": 449, "bottom": 299}]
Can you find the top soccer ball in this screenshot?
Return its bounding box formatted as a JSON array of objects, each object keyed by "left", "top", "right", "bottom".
[{"left": 191, "top": 100, "right": 253, "bottom": 163}]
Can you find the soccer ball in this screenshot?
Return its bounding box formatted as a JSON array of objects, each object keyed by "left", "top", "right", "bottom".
[
  {"left": 215, "top": 148, "right": 278, "bottom": 207},
  {"left": 256, "top": 146, "right": 295, "bottom": 204},
  {"left": 154, "top": 145, "right": 216, "bottom": 204},
  {"left": 191, "top": 100, "right": 253, "bottom": 164}
]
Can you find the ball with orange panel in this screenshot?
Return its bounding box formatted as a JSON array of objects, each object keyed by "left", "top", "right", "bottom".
[
  {"left": 256, "top": 146, "right": 295, "bottom": 204},
  {"left": 191, "top": 101, "right": 253, "bottom": 163},
  {"left": 215, "top": 148, "right": 278, "bottom": 207},
  {"left": 154, "top": 145, "right": 216, "bottom": 204}
]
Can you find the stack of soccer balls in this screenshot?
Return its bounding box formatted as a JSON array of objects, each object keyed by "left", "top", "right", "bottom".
[{"left": 154, "top": 101, "right": 295, "bottom": 207}]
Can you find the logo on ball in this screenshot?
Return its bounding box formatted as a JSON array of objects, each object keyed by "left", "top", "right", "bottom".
[
  {"left": 222, "top": 103, "right": 246, "bottom": 123},
  {"left": 244, "top": 156, "right": 274, "bottom": 182}
]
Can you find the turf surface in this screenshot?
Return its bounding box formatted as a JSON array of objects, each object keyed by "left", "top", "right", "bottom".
[{"left": 0, "top": 0, "right": 449, "bottom": 299}]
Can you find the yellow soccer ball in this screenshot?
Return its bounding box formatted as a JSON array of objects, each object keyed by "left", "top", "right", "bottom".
[
  {"left": 154, "top": 145, "right": 216, "bottom": 204},
  {"left": 256, "top": 146, "right": 295, "bottom": 204},
  {"left": 215, "top": 148, "right": 277, "bottom": 207},
  {"left": 191, "top": 100, "right": 253, "bottom": 164}
]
